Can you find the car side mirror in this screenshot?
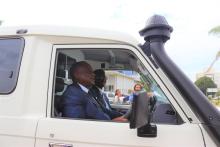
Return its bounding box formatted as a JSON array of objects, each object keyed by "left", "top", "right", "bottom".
[
  {"left": 130, "top": 92, "right": 149, "bottom": 128},
  {"left": 130, "top": 92, "right": 157, "bottom": 137}
]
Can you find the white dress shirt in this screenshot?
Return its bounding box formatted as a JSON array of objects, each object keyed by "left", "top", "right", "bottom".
[{"left": 78, "top": 83, "right": 89, "bottom": 93}]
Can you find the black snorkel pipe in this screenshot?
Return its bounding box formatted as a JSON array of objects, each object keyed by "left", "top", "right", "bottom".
[{"left": 139, "top": 15, "right": 220, "bottom": 144}]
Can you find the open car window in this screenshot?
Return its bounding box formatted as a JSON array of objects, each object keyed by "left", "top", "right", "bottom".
[{"left": 52, "top": 48, "right": 183, "bottom": 124}]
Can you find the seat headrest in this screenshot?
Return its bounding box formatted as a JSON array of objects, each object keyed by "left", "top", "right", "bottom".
[
  {"left": 56, "top": 69, "right": 66, "bottom": 78},
  {"left": 55, "top": 77, "right": 65, "bottom": 93}
]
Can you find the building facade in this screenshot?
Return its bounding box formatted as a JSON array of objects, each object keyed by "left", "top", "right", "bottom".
[{"left": 104, "top": 70, "right": 140, "bottom": 95}]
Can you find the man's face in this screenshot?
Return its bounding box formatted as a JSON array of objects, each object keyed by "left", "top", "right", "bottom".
[
  {"left": 74, "top": 63, "right": 95, "bottom": 87},
  {"left": 95, "top": 75, "right": 106, "bottom": 89}
]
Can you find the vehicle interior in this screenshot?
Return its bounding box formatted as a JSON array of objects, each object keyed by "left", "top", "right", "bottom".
[{"left": 52, "top": 48, "right": 183, "bottom": 124}]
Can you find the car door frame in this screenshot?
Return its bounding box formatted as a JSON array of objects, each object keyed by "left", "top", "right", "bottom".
[{"left": 35, "top": 44, "right": 205, "bottom": 147}]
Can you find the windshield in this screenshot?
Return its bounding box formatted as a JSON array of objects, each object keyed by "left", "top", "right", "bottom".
[{"left": 137, "top": 60, "right": 169, "bottom": 104}]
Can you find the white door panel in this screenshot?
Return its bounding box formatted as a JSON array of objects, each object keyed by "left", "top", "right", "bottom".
[
  {"left": 0, "top": 117, "right": 38, "bottom": 147},
  {"left": 39, "top": 44, "right": 204, "bottom": 147},
  {"left": 36, "top": 118, "right": 204, "bottom": 147},
  {"left": 0, "top": 136, "right": 35, "bottom": 147}
]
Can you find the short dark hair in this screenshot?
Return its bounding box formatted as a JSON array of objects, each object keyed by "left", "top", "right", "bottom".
[{"left": 69, "top": 61, "right": 89, "bottom": 82}]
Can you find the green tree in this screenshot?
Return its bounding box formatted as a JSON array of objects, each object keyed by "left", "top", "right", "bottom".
[
  {"left": 216, "top": 90, "right": 220, "bottom": 97},
  {"left": 194, "top": 76, "right": 217, "bottom": 95},
  {"left": 209, "top": 25, "right": 220, "bottom": 36}
]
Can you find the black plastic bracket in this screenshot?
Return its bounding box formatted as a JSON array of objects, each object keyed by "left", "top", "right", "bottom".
[{"left": 137, "top": 124, "right": 157, "bottom": 137}]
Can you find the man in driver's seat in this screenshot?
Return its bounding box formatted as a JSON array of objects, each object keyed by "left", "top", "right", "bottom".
[{"left": 61, "top": 61, "right": 127, "bottom": 121}]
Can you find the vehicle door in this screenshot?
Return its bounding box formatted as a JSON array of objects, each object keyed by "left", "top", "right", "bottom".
[{"left": 35, "top": 44, "right": 205, "bottom": 147}]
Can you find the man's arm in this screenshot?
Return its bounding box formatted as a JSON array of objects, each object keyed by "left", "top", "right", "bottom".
[
  {"left": 61, "top": 91, "right": 86, "bottom": 118},
  {"left": 62, "top": 104, "right": 85, "bottom": 118},
  {"left": 85, "top": 97, "right": 111, "bottom": 120}
]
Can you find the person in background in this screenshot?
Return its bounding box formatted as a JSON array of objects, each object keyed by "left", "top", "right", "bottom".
[
  {"left": 124, "top": 83, "right": 143, "bottom": 103},
  {"left": 90, "top": 69, "right": 127, "bottom": 121},
  {"left": 114, "top": 89, "right": 125, "bottom": 104}
]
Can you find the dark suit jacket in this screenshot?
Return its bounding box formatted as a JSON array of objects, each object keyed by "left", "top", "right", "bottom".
[
  {"left": 61, "top": 83, "right": 110, "bottom": 120},
  {"left": 89, "top": 86, "right": 122, "bottom": 119}
]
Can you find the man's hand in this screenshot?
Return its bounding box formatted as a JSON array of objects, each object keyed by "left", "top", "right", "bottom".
[{"left": 112, "top": 116, "right": 128, "bottom": 122}]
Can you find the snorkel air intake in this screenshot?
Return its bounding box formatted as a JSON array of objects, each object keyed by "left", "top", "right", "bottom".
[
  {"left": 140, "top": 15, "right": 220, "bottom": 144},
  {"left": 140, "top": 15, "right": 173, "bottom": 42}
]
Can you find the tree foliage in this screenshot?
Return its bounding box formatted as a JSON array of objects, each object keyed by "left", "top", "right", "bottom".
[
  {"left": 194, "top": 76, "right": 217, "bottom": 95},
  {"left": 209, "top": 25, "right": 220, "bottom": 36},
  {"left": 216, "top": 90, "right": 220, "bottom": 97}
]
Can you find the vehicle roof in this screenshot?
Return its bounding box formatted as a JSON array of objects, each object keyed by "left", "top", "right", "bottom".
[{"left": 0, "top": 26, "right": 139, "bottom": 45}]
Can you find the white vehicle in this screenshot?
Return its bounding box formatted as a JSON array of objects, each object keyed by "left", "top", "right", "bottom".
[{"left": 0, "top": 15, "right": 219, "bottom": 147}]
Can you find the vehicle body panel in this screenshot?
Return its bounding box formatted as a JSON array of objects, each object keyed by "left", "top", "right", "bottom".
[
  {"left": 36, "top": 118, "right": 204, "bottom": 147},
  {"left": 0, "top": 27, "right": 217, "bottom": 146}
]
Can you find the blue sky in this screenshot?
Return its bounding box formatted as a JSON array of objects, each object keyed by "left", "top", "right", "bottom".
[{"left": 0, "top": 0, "right": 220, "bottom": 81}]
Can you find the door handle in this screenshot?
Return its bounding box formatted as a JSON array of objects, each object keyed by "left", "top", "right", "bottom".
[{"left": 49, "top": 142, "right": 73, "bottom": 147}]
